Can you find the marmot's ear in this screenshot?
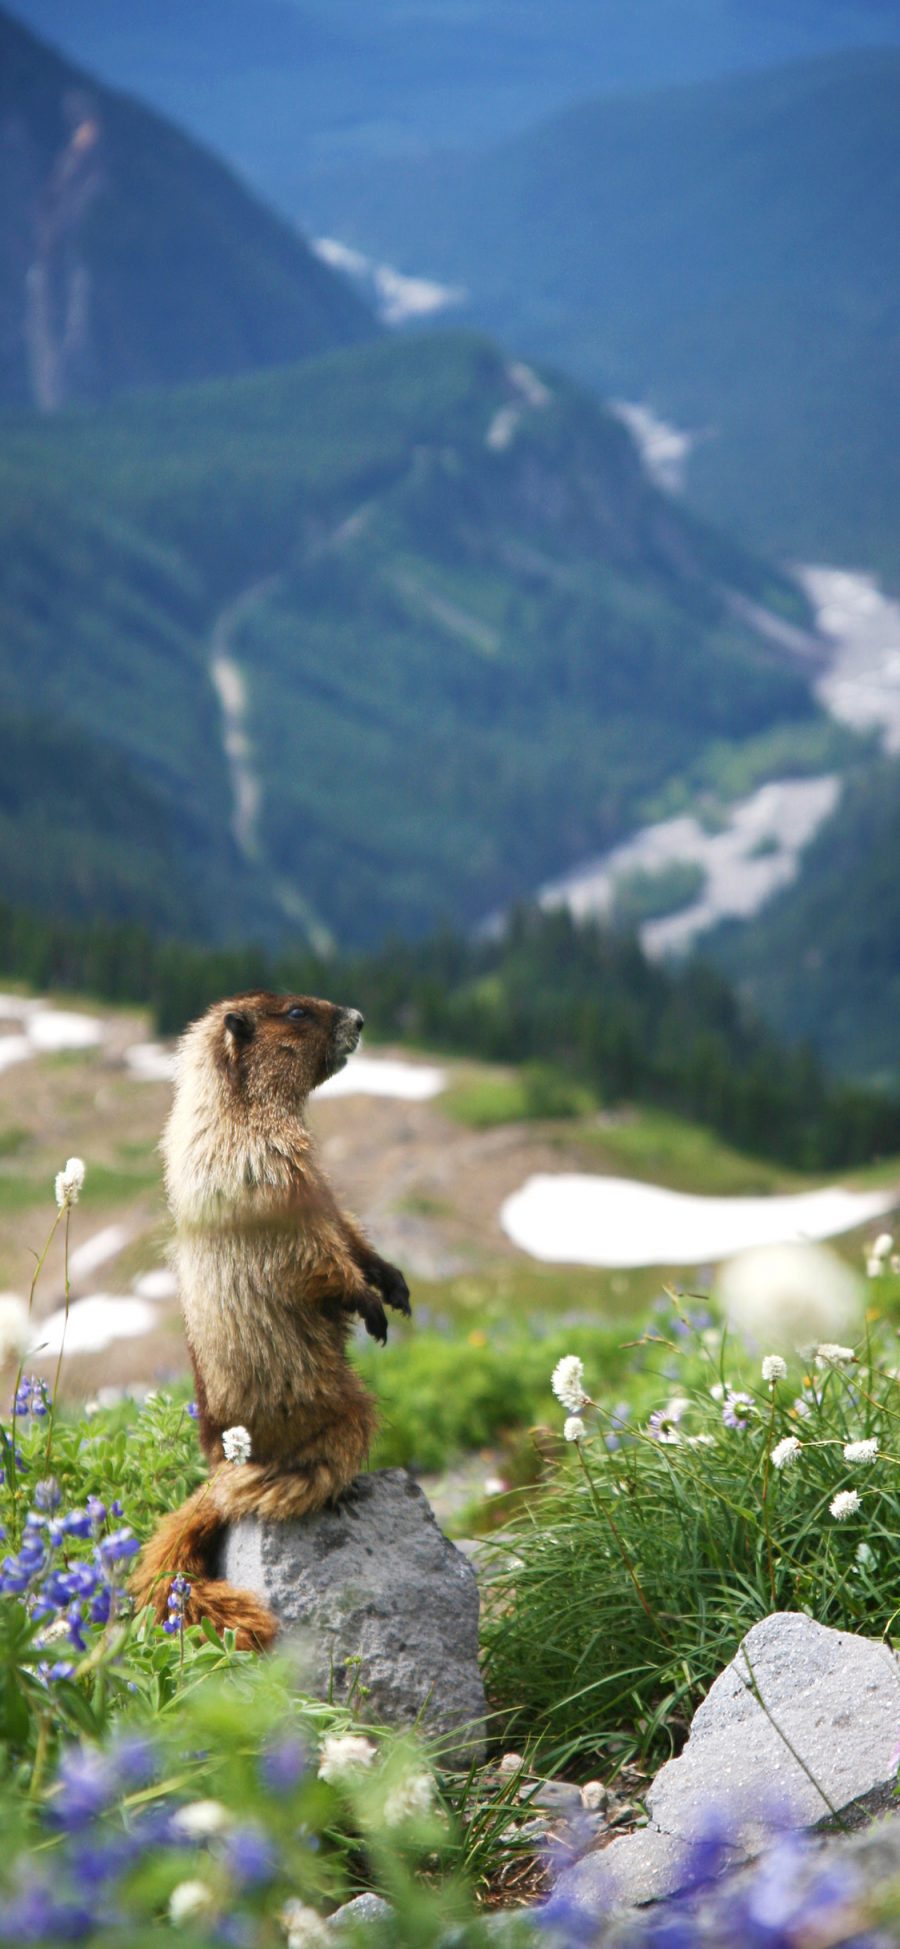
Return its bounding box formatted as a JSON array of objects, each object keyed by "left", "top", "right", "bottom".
[{"left": 223, "top": 1010, "right": 255, "bottom": 1045}]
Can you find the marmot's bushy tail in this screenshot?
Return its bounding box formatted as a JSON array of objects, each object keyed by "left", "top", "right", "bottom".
[
  {"left": 129, "top": 1484, "right": 278, "bottom": 1652},
  {"left": 131, "top": 1449, "right": 370, "bottom": 1652}
]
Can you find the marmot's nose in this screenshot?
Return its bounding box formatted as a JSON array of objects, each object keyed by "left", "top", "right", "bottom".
[{"left": 347, "top": 1009, "right": 364, "bottom": 1031}]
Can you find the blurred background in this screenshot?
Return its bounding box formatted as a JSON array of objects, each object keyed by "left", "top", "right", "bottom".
[{"left": 1, "top": 0, "right": 900, "bottom": 1498}]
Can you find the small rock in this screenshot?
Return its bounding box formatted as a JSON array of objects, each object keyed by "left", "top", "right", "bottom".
[
  {"left": 522, "top": 1781, "right": 584, "bottom": 1813},
  {"left": 581, "top": 1781, "right": 609, "bottom": 1812},
  {"left": 326, "top": 1892, "right": 392, "bottom": 1933},
  {"left": 498, "top": 1751, "right": 526, "bottom": 1776},
  {"left": 219, "top": 1469, "right": 487, "bottom": 1764}
]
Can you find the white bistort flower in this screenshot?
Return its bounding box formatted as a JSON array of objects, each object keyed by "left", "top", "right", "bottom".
[
  {"left": 383, "top": 1769, "right": 436, "bottom": 1826},
  {"left": 281, "top": 1902, "right": 330, "bottom": 1949},
  {"left": 814, "top": 1343, "right": 855, "bottom": 1369},
  {"left": 54, "top": 1156, "right": 85, "bottom": 1210},
  {"left": 716, "top": 1242, "right": 862, "bottom": 1356},
  {"left": 551, "top": 1355, "right": 587, "bottom": 1413},
  {"left": 771, "top": 1436, "right": 801, "bottom": 1470},
  {"left": 169, "top": 1880, "right": 214, "bottom": 1925},
  {"left": 761, "top": 1354, "right": 787, "bottom": 1384},
  {"left": 564, "top": 1416, "right": 586, "bottom": 1443},
  {"left": 317, "top": 1732, "right": 377, "bottom": 1784},
  {"left": 843, "top": 1439, "right": 878, "bottom": 1465},
  {"left": 170, "top": 1798, "right": 231, "bottom": 1838},
  {"left": 0, "top": 1293, "right": 30, "bottom": 1367},
  {"left": 873, "top": 1233, "right": 894, "bottom": 1261},
  {"left": 222, "top": 1424, "right": 252, "bottom": 1464},
  {"left": 830, "top": 1489, "right": 861, "bottom": 1521}
]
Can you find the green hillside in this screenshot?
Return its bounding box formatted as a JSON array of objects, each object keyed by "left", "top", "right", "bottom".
[
  {"left": 0, "top": 6, "right": 374, "bottom": 410},
  {"left": 0, "top": 331, "right": 823, "bottom": 945},
  {"left": 309, "top": 52, "right": 900, "bottom": 577},
  {"left": 711, "top": 759, "right": 900, "bottom": 1084}
]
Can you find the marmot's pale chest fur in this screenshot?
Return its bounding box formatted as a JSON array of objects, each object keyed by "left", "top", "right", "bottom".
[{"left": 131, "top": 991, "right": 410, "bottom": 1646}]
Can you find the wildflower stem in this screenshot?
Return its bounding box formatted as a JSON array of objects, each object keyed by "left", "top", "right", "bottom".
[
  {"left": 577, "top": 1444, "right": 663, "bottom": 1639},
  {"left": 28, "top": 1712, "right": 52, "bottom": 1801},
  {"left": 760, "top": 1389, "right": 778, "bottom": 1606},
  {"left": 45, "top": 1207, "right": 72, "bottom": 1466}
]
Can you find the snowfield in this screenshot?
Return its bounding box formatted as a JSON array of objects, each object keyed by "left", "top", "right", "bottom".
[{"left": 500, "top": 1174, "right": 896, "bottom": 1269}]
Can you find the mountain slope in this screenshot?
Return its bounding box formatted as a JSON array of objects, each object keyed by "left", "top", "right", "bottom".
[
  {"left": 710, "top": 760, "right": 900, "bottom": 1084},
  {"left": 0, "top": 332, "right": 823, "bottom": 946},
  {"left": 309, "top": 52, "right": 900, "bottom": 577},
  {"left": 0, "top": 6, "right": 374, "bottom": 410},
  {"left": 7, "top": 1, "right": 900, "bottom": 215}
]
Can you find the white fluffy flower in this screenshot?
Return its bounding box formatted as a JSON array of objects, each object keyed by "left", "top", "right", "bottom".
[
  {"left": 551, "top": 1355, "right": 587, "bottom": 1413},
  {"left": 281, "top": 1902, "right": 330, "bottom": 1949},
  {"left": 498, "top": 1752, "right": 525, "bottom": 1776},
  {"left": 873, "top": 1233, "right": 894, "bottom": 1260},
  {"left": 168, "top": 1880, "right": 214, "bottom": 1925},
  {"left": 815, "top": 1343, "right": 855, "bottom": 1369},
  {"left": 317, "top": 1732, "right": 377, "bottom": 1783},
  {"left": 762, "top": 1355, "right": 788, "bottom": 1384},
  {"left": 830, "top": 1489, "right": 861, "bottom": 1521},
  {"left": 716, "top": 1242, "right": 862, "bottom": 1357},
  {"left": 564, "top": 1416, "right": 586, "bottom": 1442},
  {"left": 383, "top": 1770, "right": 435, "bottom": 1826},
  {"left": 709, "top": 1382, "right": 726, "bottom": 1402},
  {"left": 0, "top": 1293, "right": 30, "bottom": 1367},
  {"left": 222, "top": 1424, "right": 252, "bottom": 1464},
  {"left": 170, "top": 1798, "right": 231, "bottom": 1838},
  {"left": 771, "top": 1436, "right": 801, "bottom": 1470},
  {"left": 54, "top": 1156, "right": 85, "bottom": 1210},
  {"left": 866, "top": 1255, "right": 883, "bottom": 1279},
  {"left": 843, "top": 1439, "right": 878, "bottom": 1465},
  {"left": 581, "top": 1780, "right": 608, "bottom": 1812}
]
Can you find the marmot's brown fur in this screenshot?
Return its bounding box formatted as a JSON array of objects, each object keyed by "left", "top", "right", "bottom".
[{"left": 130, "top": 991, "right": 410, "bottom": 1647}]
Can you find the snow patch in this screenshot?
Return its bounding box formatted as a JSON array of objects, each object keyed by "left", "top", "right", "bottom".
[
  {"left": 32, "top": 1293, "right": 158, "bottom": 1358},
  {"left": 501, "top": 1175, "right": 896, "bottom": 1270},
  {"left": 612, "top": 399, "right": 696, "bottom": 492},
  {"left": 132, "top": 1268, "right": 178, "bottom": 1302},
  {"left": 68, "top": 1225, "right": 129, "bottom": 1283},
  {"left": 313, "top": 237, "right": 466, "bottom": 326},
  {"left": 803, "top": 565, "right": 900, "bottom": 754},
  {"left": 318, "top": 1054, "right": 447, "bottom": 1101},
  {"left": 123, "top": 1042, "right": 177, "bottom": 1082}
]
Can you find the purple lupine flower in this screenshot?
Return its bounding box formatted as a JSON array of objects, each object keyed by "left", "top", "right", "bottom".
[
  {"left": 86, "top": 1497, "right": 106, "bottom": 1531},
  {"left": 33, "top": 1478, "right": 61, "bottom": 1512},
  {"left": 0, "top": 1881, "right": 95, "bottom": 1942},
  {"left": 186, "top": 1402, "right": 200, "bottom": 1420},
  {"left": 722, "top": 1390, "right": 755, "bottom": 1431},
  {"left": 259, "top": 1732, "right": 308, "bottom": 1793},
  {"left": 62, "top": 1510, "right": 94, "bottom": 1540},
  {"left": 97, "top": 1529, "right": 139, "bottom": 1566},
  {"left": 222, "top": 1824, "right": 278, "bottom": 1888},
  {"left": 51, "top": 1747, "right": 117, "bottom": 1830}
]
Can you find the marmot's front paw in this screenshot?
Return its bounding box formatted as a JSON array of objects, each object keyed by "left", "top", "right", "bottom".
[
  {"left": 368, "top": 1256, "right": 411, "bottom": 1317},
  {"left": 356, "top": 1288, "right": 389, "bottom": 1345}
]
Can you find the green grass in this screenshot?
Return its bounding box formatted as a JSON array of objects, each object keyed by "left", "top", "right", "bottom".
[
  {"left": 443, "top": 1063, "right": 597, "bottom": 1128},
  {"left": 568, "top": 1107, "right": 795, "bottom": 1196}
]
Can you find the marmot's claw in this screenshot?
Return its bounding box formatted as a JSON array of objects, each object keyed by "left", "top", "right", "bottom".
[
  {"left": 369, "top": 1257, "right": 411, "bottom": 1316},
  {"left": 358, "top": 1289, "right": 389, "bottom": 1345}
]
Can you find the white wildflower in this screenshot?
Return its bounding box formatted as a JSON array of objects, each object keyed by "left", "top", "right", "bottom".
[
  {"left": 843, "top": 1439, "right": 878, "bottom": 1465},
  {"left": 716, "top": 1242, "right": 862, "bottom": 1356},
  {"left": 169, "top": 1880, "right": 214, "bottom": 1925},
  {"left": 221, "top": 1424, "right": 252, "bottom": 1464},
  {"left": 873, "top": 1233, "right": 894, "bottom": 1261},
  {"left": 54, "top": 1157, "right": 85, "bottom": 1210},
  {"left": 771, "top": 1436, "right": 801, "bottom": 1470},
  {"left": 498, "top": 1752, "right": 525, "bottom": 1776},
  {"left": 170, "top": 1798, "right": 231, "bottom": 1838},
  {"left": 866, "top": 1255, "right": 883, "bottom": 1278},
  {"left": 0, "top": 1293, "right": 30, "bottom": 1367},
  {"left": 762, "top": 1354, "right": 788, "bottom": 1384},
  {"left": 564, "top": 1416, "right": 586, "bottom": 1442},
  {"left": 709, "top": 1382, "right": 726, "bottom": 1402},
  {"left": 317, "top": 1732, "right": 377, "bottom": 1784},
  {"left": 581, "top": 1780, "right": 608, "bottom": 1811},
  {"left": 281, "top": 1902, "right": 330, "bottom": 1949},
  {"left": 891, "top": 1256, "right": 900, "bottom": 1276},
  {"left": 830, "top": 1489, "right": 861, "bottom": 1521},
  {"left": 815, "top": 1343, "right": 855, "bottom": 1369},
  {"left": 687, "top": 1433, "right": 716, "bottom": 1448},
  {"left": 551, "top": 1355, "right": 587, "bottom": 1413},
  {"left": 383, "top": 1769, "right": 436, "bottom": 1826}
]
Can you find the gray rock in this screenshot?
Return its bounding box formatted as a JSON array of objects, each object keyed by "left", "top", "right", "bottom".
[
  {"left": 552, "top": 1612, "right": 900, "bottom": 1918},
  {"left": 326, "top": 1893, "right": 393, "bottom": 1934},
  {"left": 219, "top": 1468, "right": 487, "bottom": 1764}
]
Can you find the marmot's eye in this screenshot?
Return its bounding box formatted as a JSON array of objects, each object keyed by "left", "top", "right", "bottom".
[{"left": 286, "top": 1005, "right": 309, "bottom": 1021}]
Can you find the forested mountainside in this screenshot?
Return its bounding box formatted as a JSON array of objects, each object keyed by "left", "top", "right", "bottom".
[
  {"left": 710, "top": 760, "right": 900, "bottom": 1085},
  {"left": 308, "top": 52, "right": 900, "bottom": 577},
  {"left": 0, "top": 331, "right": 822, "bottom": 947},
  {"left": 7, "top": 0, "right": 900, "bottom": 214},
  {"left": 0, "top": 6, "right": 373, "bottom": 411}
]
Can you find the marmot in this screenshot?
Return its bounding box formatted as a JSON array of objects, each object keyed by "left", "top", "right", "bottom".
[{"left": 130, "top": 991, "right": 410, "bottom": 1647}]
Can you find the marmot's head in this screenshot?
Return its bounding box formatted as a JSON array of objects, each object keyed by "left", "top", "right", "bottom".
[{"left": 200, "top": 990, "right": 363, "bottom": 1107}]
